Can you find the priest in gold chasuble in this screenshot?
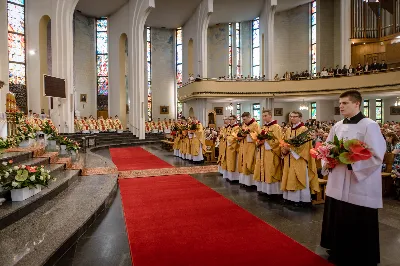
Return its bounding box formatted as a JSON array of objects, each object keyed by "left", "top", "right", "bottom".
[
  {"left": 217, "top": 117, "right": 230, "bottom": 175},
  {"left": 238, "top": 112, "right": 260, "bottom": 187},
  {"left": 281, "top": 111, "right": 319, "bottom": 204},
  {"left": 173, "top": 120, "right": 182, "bottom": 157},
  {"left": 190, "top": 119, "right": 206, "bottom": 164},
  {"left": 225, "top": 115, "right": 240, "bottom": 181},
  {"left": 253, "top": 109, "right": 283, "bottom": 195}
]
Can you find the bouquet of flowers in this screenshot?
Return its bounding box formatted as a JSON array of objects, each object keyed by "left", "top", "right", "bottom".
[
  {"left": 41, "top": 119, "right": 58, "bottom": 137},
  {"left": 0, "top": 163, "right": 52, "bottom": 190},
  {"left": 16, "top": 123, "right": 36, "bottom": 140},
  {"left": 189, "top": 122, "right": 198, "bottom": 131},
  {"left": 310, "top": 135, "right": 372, "bottom": 171},
  {"left": 67, "top": 140, "right": 80, "bottom": 152},
  {"left": 280, "top": 129, "right": 313, "bottom": 148}
]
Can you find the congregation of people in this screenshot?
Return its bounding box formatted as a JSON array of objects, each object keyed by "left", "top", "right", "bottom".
[{"left": 74, "top": 115, "right": 124, "bottom": 133}]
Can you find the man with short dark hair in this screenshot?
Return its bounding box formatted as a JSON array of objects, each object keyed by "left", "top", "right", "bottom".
[
  {"left": 253, "top": 109, "right": 283, "bottom": 196},
  {"left": 225, "top": 115, "right": 240, "bottom": 181},
  {"left": 281, "top": 111, "right": 319, "bottom": 206},
  {"left": 321, "top": 90, "right": 386, "bottom": 265},
  {"left": 238, "top": 112, "right": 260, "bottom": 187}
]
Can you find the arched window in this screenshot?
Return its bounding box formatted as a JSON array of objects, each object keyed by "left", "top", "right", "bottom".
[
  {"left": 96, "top": 18, "right": 109, "bottom": 96},
  {"left": 311, "top": 1, "right": 317, "bottom": 76},
  {"left": 8, "top": 0, "right": 26, "bottom": 85},
  {"left": 252, "top": 17, "right": 260, "bottom": 78},
  {"left": 228, "top": 23, "right": 233, "bottom": 77},
  {"left": 176, "top": 27, "right": 183, "bottom": 119}
]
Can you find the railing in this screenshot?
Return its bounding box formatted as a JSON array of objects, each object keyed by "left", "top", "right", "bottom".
[{"left": 178, "top": 69, "right": 400, "bottom": 102}]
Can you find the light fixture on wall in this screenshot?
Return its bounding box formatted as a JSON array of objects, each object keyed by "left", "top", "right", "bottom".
[
  {"left": 299, "top": 100, "right": 308, "bottom": 111},
  {"left": 28, "top": 49, "right": 36, "bottom": 55},
  {"left": 226, "top": 103, "right": 233, "bottom": 115},
  {"left": 395, "top": 98, "right": 400, "bottom": 106}
]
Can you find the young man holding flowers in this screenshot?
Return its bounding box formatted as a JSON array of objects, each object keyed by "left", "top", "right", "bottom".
[
  {"left": 320, "top": 90, "right": 386, "bottom": 265},
  {"left": 281, "top": 111, "right": 319, "bottom": 206},
  {"left": 224, "top": 115, "right": 241, "bottom": 181},
  {"left": 253, "top": 109, "right": 283, "bottom": 196}
]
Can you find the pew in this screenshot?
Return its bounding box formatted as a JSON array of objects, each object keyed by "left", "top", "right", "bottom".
[
  {"left": 312, "top": 158, "right": 328, "bottom": 205},
  {"left": 382, "top": 152, "right": 395, "bottom": 197}
]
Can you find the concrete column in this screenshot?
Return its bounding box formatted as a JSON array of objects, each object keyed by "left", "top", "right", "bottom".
[
  {"left": 340, "top": 0, "right": 351, "bottom": 66},
  {"left": 127, "top": 0, "right": 155, "bottom": 139},
  {"left": 260, "top": 0, "right": 277, "bottom": 80},
  {"left": 182, "top": 0, "right": 213, "bottom": 81}
]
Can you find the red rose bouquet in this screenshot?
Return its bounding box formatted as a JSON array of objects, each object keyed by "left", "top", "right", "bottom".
[{"left": 310, "top": 135, "right": 372, "bottom": 171}]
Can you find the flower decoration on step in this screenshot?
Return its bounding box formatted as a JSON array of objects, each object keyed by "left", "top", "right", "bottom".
[
  {"left": 0, "top": 164, "right": 52, "bottom": 190},
  {"left": 41, "top": 119, "right": 59, "bottom": 137},
  {"left": 310, "top": 135, "right": 372, "bottom": 171}
]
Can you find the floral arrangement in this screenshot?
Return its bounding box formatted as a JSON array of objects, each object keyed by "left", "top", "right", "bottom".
[
  {"left": 310, "top": 135, "right": 372, "bottom": 171},
  {"left": 256, "top": 129, "right": 275, "bottom": 141},
  {"left": 67, "top": 140, "right": 80, "bottom": 151},
  {"left": 16, "top": 123, "right": 36, "bottom": 140},
  {"left": 189, "top": 123, "right": 198, "bottom": 131},
  {"left": 0, "top": 162, "right": 52, "bottom": 190},
  {"left": 58, "top": 136, "right": 70, "bottom": 145},
  {"left": 280, "top": 129, "right": 313, "bottom": 148},
  {"left": 41, "top": 119, "right": 58, "bottom": 136}
]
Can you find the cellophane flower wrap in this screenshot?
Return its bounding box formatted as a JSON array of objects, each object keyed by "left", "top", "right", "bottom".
[
  {"left": 279, "top": 129, "right": 313, "bottom": 148},
  {"left": 310, "top": 135, "right": 372, "bottom": 171}
]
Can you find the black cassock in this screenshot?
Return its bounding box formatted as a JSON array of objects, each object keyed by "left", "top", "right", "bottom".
[{"left": 320, "top": 113, "right": 380, "bottom": 266}]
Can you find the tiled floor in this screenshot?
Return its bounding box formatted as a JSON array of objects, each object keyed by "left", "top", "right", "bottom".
[{"left": 56, "top": 144, "right": 400, "bottom": 266}]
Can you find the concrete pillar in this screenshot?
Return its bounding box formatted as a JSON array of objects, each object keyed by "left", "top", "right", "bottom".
[
  {"left": 182, "top": 0, "right": 213, "bottom": 81},
  {"left": 260, "top": 0, "right": 277, "bottom": 80},
  {"left": 127, "top": 0, "right": 155, "bottom": 139},
  {"left": 340, "top": 0, "right": 351, "bottom": 66}
]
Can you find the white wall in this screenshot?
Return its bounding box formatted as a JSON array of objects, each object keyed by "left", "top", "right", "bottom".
[
  {"left": 274, "top": 3, "right": 310, "bottom": 76},
  {"left": 73, "top": 11, "right": 96, "bottom": 118},
  {"left": 151, "top": 28, "right": 176, "bottom": 120},
  {"left": 316, "top": 100, "right": 335, "bottom": 121},
  {"left": 273, "top": 101, "right": 310, "bottom": 124},
  {"left": 318, "top": 0, "right": 335, "bottom": 71},
  {"left": 207, "top": 24, "right": 228, "bottom": 78}
]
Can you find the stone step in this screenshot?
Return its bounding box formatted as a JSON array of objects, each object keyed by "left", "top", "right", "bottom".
[
  {"left": 0, "top": 151, "right": 32, "bottom": 165},
  {"left": 0, "top": 174, "right": 117, "bottom": 266},
  {"left": 18, "top": 157, "right": 50, "bottom": 167},
  {"left": 0, "top": 164, "right": 75, "bottom": 230}
]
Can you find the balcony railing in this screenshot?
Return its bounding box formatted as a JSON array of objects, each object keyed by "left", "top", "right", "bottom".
[{"left": 178, "top": 70, "right": 400, "bottom": 102}]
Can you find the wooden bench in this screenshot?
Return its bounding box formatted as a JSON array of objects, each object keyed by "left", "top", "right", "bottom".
[
  {"left": 382, "top": 152, "right": 395, "bottom": 197},
  {"left": 312, "top": 159, "right": 328, "bottom": 205}
]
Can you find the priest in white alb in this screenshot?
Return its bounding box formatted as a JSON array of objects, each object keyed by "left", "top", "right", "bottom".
[{"left": 320, "top": 90, "right": 386, "bottom": 266}]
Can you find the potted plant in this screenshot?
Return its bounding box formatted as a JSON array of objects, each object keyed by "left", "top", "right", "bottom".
[
  {"left": 41, "top": 119, "right": 59, "bottom": 144},
  {"left": 0, "top": 163, "right": 52, "bottom": 201},
  {"left": 16, "top": 124, "right": 36, "bottom": 147},
  {"left": 67, "top": 140, "right": 80, "bottom": 157},
  {"left": 58, "top": 136, "right": 70, "bottom": 152}
]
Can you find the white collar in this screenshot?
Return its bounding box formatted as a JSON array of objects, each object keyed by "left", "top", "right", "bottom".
[{"left": 292, "top": 122, "right": 301, "bottom": 128}]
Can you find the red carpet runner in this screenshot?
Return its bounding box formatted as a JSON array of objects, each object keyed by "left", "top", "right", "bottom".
[
  {"left": 118, "top": 174, "right": 332, "bottom": 266},
  {"left": 109, "top": 147, "right": 173, "bottom": 171}
]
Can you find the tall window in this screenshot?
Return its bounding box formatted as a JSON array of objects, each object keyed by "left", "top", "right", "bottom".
[
  {"left": 376, "top": 99, "right": 382, "bottom": 124},
  {"left": 146, "top": 27, "right": 152, "bottom": 121},
  {"left": 176, "top": 27, "right": 183, "bottom": 118},
  {"left": 363, "top": 100, "right": 369, "bottom": 117},
  {"left": 236, "top": 103, "right": 241, "bottom": 123},
  {"left": 96, "top": 19, "right": 109, "bottom": 96},
  {"left": 311, "top": 102, "right": 317, "bottom": 119},
  {"left": 236, "top": 22, "right": 241, "bottom": 76},
  {"left": 311, "top": 1, "right": 317, "bottom": 76},
  {"left": 228, "top": 23, "right": 233, "bottom": 77},
  {"left": 8, "top": 0, "right": 26, "bottom": 85},
  {"left": 252, "top": 17, "right": 260, "bottom": 78},
  {"left": 253, "top": 103, "right": 261, "bottom": 124}
]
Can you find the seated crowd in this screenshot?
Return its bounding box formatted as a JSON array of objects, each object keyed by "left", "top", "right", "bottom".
[{"left": 74, "top": 115, "right": 124, "bottom": 133}]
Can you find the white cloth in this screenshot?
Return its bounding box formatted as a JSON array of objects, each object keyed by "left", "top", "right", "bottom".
[
  {"left": 325, "top": 118, "right": 386, "bottom": 209},
  {"left": 173, "top": 149, "right": 179, "bottom": 156},
  {"left": 264, "top": 142, "right": 271, "bottom": 150},
  {"left": 239, "top": 173, "right": 255, "bottom": 186},
  {"left": 226, "top": 156, "right": 239, "bottom": 181},
  {"left": 219, "top": 165, "right": 227, "bottom": 176},
  {"left": 192, "top": 144, "right": 203, "bottom": 162},
  {"left": 246, "top": 134, "right": 253, "bottom": 143}
]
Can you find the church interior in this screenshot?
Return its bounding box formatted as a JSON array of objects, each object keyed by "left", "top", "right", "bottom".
[{"left": 1, "top": 0, "right": 400, "bottom": 265}]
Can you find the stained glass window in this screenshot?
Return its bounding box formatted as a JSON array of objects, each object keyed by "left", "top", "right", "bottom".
[
  {"left": 236, "top": 22, "right": 241, "bottom": 76},
  {"left": 147, "top": 27, "right": 152, "bottom": 121},
  {"left": 236, "top": 103, "right": 241, "bottom": 123},
  {"left": 253, "top": 103, "right": 261, "bottom": 124},
  {"left": 7, "top": 0, "right": 25, "bottom": 85},
  {"left": 363, "top": 100, "right": 369, "bottom": 117},
  {"left": 229, "top": 23, "right": 233, "bottom": 78},
  {"left": 252, "top": 17, "right": 260, "bottom": 78},
  {"left": 96, "top": 18, "right": 108, "bottom": 95},
  {"left": 311, "top": 1, "right": 317, "bottom": 76},
  {"left": 311, "top": 102, "right": 317, "bottom": 119},
  {"left": 376, "top": 99, "right": 382, "bottom": 124},
  {"left": 176, "top": 27, "right": 182, "bottom": 89}
]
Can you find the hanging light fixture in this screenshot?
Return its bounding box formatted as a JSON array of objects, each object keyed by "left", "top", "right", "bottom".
[
  {"left": 226, "top": 103, "right": 233, "bottom": 112},
  {"left": 299, "top": 100, "right": 308, "bottom": 111},
  {"left": 395, "top": 98, "right": 400, "bottom": 106}
]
